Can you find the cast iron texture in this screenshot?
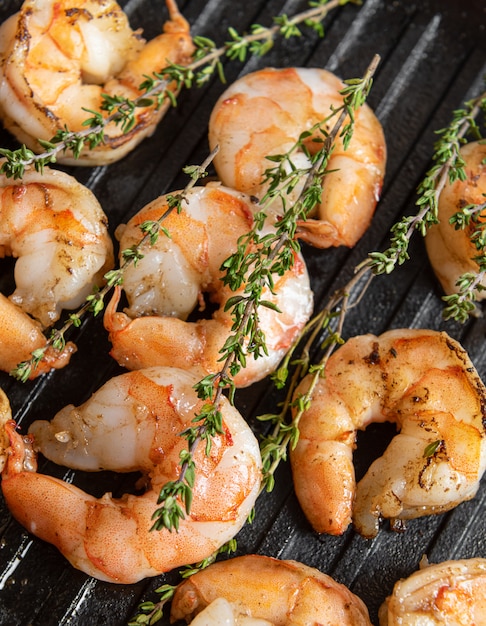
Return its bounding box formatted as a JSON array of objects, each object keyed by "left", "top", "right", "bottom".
[{"left": 0, "top": 0, "right": 485, "bottom": 624}]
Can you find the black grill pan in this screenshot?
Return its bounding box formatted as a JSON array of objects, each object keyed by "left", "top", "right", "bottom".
[{"left": 0, "top": 0, "right": 485, "bottom": 624}]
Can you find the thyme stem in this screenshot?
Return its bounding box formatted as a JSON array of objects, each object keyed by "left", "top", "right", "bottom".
[
  {"left": 259, "top": 87, "right": 486, "bottom": 489},
  {"left": 152, "top": 55, "right": 379, "bottom": 529},
  {"left": 259, "top": 264, "right": 372, "bottom": 491}
]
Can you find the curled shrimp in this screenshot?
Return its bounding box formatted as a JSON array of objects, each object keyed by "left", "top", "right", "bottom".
[
  {"left": 379, "top": 557, "right": 486, "bottom": 625},
  {"left": 425, "top": 141, "right": 486, "bottom": 299},
  {"left": 170, "top": 554, "right": 372, "bottom": 625},
  {"left": 0, "top": 164, "right": 113, "bottom": 376},
  {"left": 103, "top": 183, "right": 314, "bottom": 388},
  {"left": 289, "top": 329, "right": 486, "bottom": 538},
  {"left": 208, "top": 67, "right": 387, "bottom": 249},
  {"left": 1, "top": 366, "right": 262, "bottom": 584},
  {"left": 0, "top": 0, "right": 194, "bottom": 166},
  {"left": 0, "top": 165, "right": 114, "bottom": 326}
]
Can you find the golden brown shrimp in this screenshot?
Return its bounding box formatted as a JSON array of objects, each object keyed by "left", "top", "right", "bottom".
[
  {"left": 170, "top": 554, "right": 372, "bottom": 625},
  {"left": 103, "top": 184, "right": 313, "bottom": 388},
  {"left": 379, "top": 557, "right": 486, "bottom": 625},
  {"left": 0, "top": 164, "right": 113, "bottom": 376},
  {"left": 289, "top": 329, "right": 486, "bottom": 538},
  {"left": 0, "top": 0, "right": 194, "bottom": 165},
  {"left": 1, "top": 366, "right": 262, "bottom": 584},
  {"left": 425, "top": 141, "right": 486, "bottom": 299},
  {"left": 208, "top": 67, "right": 387, "bottom": 249}
]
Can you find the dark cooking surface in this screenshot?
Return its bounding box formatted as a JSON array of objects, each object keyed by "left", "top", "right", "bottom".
[{"left": 1, "top": 0, "right": 486, "bottom": 624}]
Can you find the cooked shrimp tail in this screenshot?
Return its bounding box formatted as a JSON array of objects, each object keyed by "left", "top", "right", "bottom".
[{"left": 0, "top": 294, "right": 76, "bottom": 379}]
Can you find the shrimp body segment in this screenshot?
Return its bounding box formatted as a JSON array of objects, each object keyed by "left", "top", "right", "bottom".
[
  {"left": 170, "top": 554, "right": 372, "bottom": 625},
  {"left": 425, "top": 141, "right": 486, "bottom": 299},
  {"left": 0, "top": 293, "right": 76, "bottom": 378},
  {"left": 1, "top": 366, "right": 262, "bottom": 583},
  {"left": 0, "top": 0, "right": 194, "bottom": 165},
  {"left": 379, "top": 558, "right": 486, "bottom": 625},
  {"left": 289, "top": 329, "right": 486, "bottom": 538},
  {"left": 103, "top": 184, "right": 314, "bottom": 388},
  {"left": 0, "top": 165, "right": 112, "bottom": 376},
  {"left": 208, "top": 67, "right": 387, "bottom": 249}
]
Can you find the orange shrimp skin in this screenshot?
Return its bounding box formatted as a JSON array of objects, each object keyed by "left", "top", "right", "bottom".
[{"left": 171, "top": 554, "right": 372, "bottom": 625}]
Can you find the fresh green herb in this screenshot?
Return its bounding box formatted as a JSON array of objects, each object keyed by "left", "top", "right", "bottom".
[
  {"left": 424, "top": 440, "right": 443, "bottom": 457},
  {"left": 365, "top": 90, "right": 486, "bottom": 319},
  {"left": 151, "top": 55, "right": 380, "bottom": 530}
]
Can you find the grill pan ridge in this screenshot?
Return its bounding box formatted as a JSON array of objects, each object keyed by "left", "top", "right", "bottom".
[{"left": 0, "top": 0, "right": 485, "bottom": 624}]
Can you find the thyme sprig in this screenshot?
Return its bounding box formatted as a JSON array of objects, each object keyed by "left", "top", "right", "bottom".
[
  {"left": 257, "top": 88, "right": 486, "bottom": 487},
  {"left": 0, "top": 0, "right": 357, "bottom": 178},
  {"left": 151, "top": 56, "right": 379, "bottom": 531},
  {"left": 10, "top": 148, "right": 218, "bottom": 382},
  {"left": 129, "top": 52, "right": 377, "bottom": 616},
  {"left": 365, "top": 90, "right": 486, "bottom": 312}
]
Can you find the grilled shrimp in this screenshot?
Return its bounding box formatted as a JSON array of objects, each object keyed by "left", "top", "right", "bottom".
[
  {"left": 0, "top": 164, "right": 113, "bottom": 376},
  {"left": 379, "top": 557, "right": 486, "bottom": 625},
  {"left": 103, "top": 184, "right": 313, "bottom": 388},
  {"left": 171, "top": 554, "right": 372, "bottom": 625},
  {"left": 425, "top": 141, "right": 486, "bottom": 300},
  {"left": 0, "top": 0, "right": 194, "bottom": 165},
  {"left": 208, "top": 67, "right": 386, "bottom": 249},
  {"left": 0, "top": 165, "right": 114, "bottom": 326},
  {"left": 1, "top": 366, "right": 262, "bottom": 584},
  {"left": 289, "top": 329, "right": 486, "bottom": 538}
]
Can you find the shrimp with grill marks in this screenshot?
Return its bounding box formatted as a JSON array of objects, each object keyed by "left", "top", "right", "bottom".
[
  {"left": 0, "top": 0, "right": 194, "bottom": 165},
  {"left": 290, "top": 328, "right": 486, "bottom": 538}
]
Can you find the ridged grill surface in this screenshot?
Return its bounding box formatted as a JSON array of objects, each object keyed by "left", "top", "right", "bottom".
[{"left": 0, "top": 0, "right": 485, "bottom": 624}]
